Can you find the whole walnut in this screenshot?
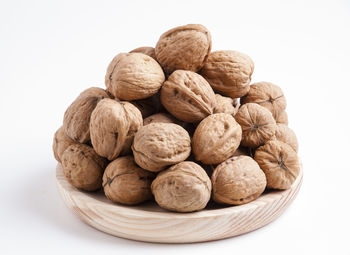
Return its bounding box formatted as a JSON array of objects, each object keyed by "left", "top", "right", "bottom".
[
  {"left": 211, "top": 156, "right": 266, "bottom": 205},
  {"left": 130, "top": 46, "right": 156, "bottom": 60},
  {"left": 103, "top": 156, "right": 155, "bottom": 205},
  {"left": 105, "top": 52, "right": 165, "bottom": 100},
  {"left": 61, "top": 144, "right": 108, "bottom": 191},
  {"left": 254, "top": 140, "right": 300, "bottom": 190},
  {"left": 274, "top": 110, "right": 289, "bottom": 125},
  {"left": 235, "top": 103, "right": 277, "bottom": 148},
  {"left": 192, "top": 113, "right": 242, "bottom": 165},
  {"left": 160, "top": 70, "right": 216, "bottom": 123},
  {"left": 214, "top": 94, "right": 240, "bottom": 116},
  {"left": 151, "top": 161, "right": 211, "bottom": 212},
  {"left": 155, "top": 24, "right": 212, "bottom": 74},
  {"left": 200, "top": 50, "right": 254, "bottom": 98},
  {"left": 273, "top": 124, "right": 298, "bottom": 152},
  {"left": 90, "top": 99, "right": 142, "bottom": 160},
  {"left": 130, "top": 92, "right": 163, "bottom": 118},
  {"left": 132, "top": 123, "right": 191, "bottom": 172},
  {"left": 63, "top": 87, "right": 110, "bottom": 143},
  {"left": 53, "top": 126, "right": 76, "bottom": 163},
  {"left": 143, "top": 113, "right": 178, "bottom": 126},
  {"left": 241, "top": 82, "right": 286, "bottom": 118}
]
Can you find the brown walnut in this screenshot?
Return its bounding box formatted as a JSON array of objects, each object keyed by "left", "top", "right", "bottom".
[
  {"left": 274, "top": 110, "right": 289, "bottom": 125},
  {"left": 273, "top": 124, "right": 298, "bottom": 152},
  {"left": 143, "top": 113, "right": 178, "bottom": 126},
  {"left": 214, "top": 94, "right": 240, "bottom": 116},
  {"left": 130, "top": 92, "right": 163, "bottom": 118},
  {"left": 53, "top": 126, "right": 76, "bottom": 163},
  {"left": 103, "top": 156, "right": 155, "bottom": 205},
  {"left": 130, "top": 46, "right": 156, "bottom": 60},
  {"left": 151, "top": 161, "right": 211, "bottom": 212},
  {"left": 211, "top": 156, "right": 266, "bottom": 205}
]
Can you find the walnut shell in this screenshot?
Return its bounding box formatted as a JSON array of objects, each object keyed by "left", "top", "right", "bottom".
[
  {"left": 254, "top": 140, "right": 300, "bottom": 190},
  {"left": 53, "top": 126, "right": 76, "bottom": 162},
  {"left": 143, "top": 113, "right": 178, "bottom": 126},
  {"left": 103, "top": 156, "right": 155, "bottom": 205},
  {"left": 160, "top": 70, "right": 216, "bottom": 123},
  {"left": 155, "top": 24, "right": 212, "bottom": 74},
  {"left": 211, "top": 156, "right": 266, "bottom": 205},
  {"left": 274, "top": 124, "right": 298, "bottom": 152},
  {"left": 132, "top": 123, "right": 191, "bottom": 172},
  {"left": 90, "top": 99, "right": 142, "bottom": 160},
  {"left": 130, "top": 92, "right": 163, "bottom": 118},
  {"left": 63, "top": 87, "right": 110, "bottom": 143},
  {"left": 61, "top": 144, "right": 108, "bottom": 191},
  {"left": 192, "top": 113, "right": 242, "bottom": 164},
  {"left": 130, "top": 46, "right": 156, "bottom": 59},
  {"left": 241, "top": 82, "right": 287, "bottom": 117},
  {"left": 151, "top": 161, "right": 211, "bottom": 212},
  {"left": 275, "top": 110, "right": 289, "bottom": 125},
  {"left": 235, "top": 103, "right": 277, "bottom": 148},
  {"left": 200, "top": 50, "right": 254, "bottom": 98},
  {"left": 105, "top": 52, "right": 165, "bottom": 100},
  {"left": 214, "top": 94, "right": 240, "bottom": 116}
]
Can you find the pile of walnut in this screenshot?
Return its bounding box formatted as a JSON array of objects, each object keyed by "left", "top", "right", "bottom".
[{"left": 53, "top": 24, "right": 300, "bottom": 212}]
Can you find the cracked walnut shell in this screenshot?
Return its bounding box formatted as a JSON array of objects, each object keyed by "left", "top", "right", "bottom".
[
  {"left": 254, "top": 140, "right": 300, "bottom": 190},
  {"left": 132, "top": 123, "right": 191, "bottom": 172},
  {"left": 155, "top": 24, "right": 212, "bottom": 74},
  {"left": 151, "top": 161, "right": 211, "bottom": 212},
  {"left": 103, "top": 156, "right": 155, "bottom": 205},
  {"left": 160, "top": 70, "right": 216, "bottom": 123},
  {"left": 200, "top": 50, "right": 254, "bottom": 98},
  {"left": 61, "top": 143, "right": 108, "bottom": 191},
  {"left": 211, "top": 156, "right": 266, "bottom": 205},
  {"left": 192, "top": 113, "right": 242, "bottom": 165},
  {"left": 105, "top": 52, "right": 165, "bottom": 100},
  {"left": 90, "top": 99, "right": 142, "bottom": 160},
  {"left": 235, "top": 103, "right": 277, "bottom": 148},
  {"left": 214, "top": 94, "right": 240, "bottom": 116},
  {"left": 53, "top": 126, "right": 76, "bottom": 163}
]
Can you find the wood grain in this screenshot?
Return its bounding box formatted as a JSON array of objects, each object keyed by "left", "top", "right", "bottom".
[{"left": 56, "top": 163, "right": 303, "bottom": 243}]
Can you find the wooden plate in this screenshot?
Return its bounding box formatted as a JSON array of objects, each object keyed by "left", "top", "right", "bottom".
[{"left": 56, "top": 163, "right": 303, "bottom": 243}]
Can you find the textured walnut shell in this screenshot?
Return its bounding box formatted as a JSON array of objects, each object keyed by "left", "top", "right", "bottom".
[
  {"left": 143, "top": 113, "right": 178, "bottom": 126},
  {"left": 192, "top": 113, "right": 242, "bottom": 164},
  {"left": 155, "top": 24, "right": 212, "bottom": 74},
  {"left": 130, "top": 46, "right": 156, "bottom": 60},
  {"left": 211, "top": 156, "right": 266, "bottom": 205},
  {"left": 160, "top": 70, "right": 216, "bottom": 123},
  {"left": 235, "top": 103, "right": 277, "bottom": 148},
  {"left": 105, "top": 52, "right": 165, "bottom": 100},
  {"left": 103, "top": 156, "right": 155, "bottom": 205},
  {"left": 90, "top": 99, "right": 142, "bottom": 160},
  {"left": 53, "top": 126, "right": 76, "bottom": 162},
  {"left": 274, "top": 124, "right": 298, "bottom": 152},
  {"left": 254, "top": 140, "right": 300, "bottom": 190},
  {"left": 241, "top": 82, "right": 287, "bottom": 117},
  {"left": 214, "top": 94, "right": 240, "bottom": 116},
  {"left": 63, "top": 87, "right": 110, "bottom": 143},
  {"left": 151, "top": 161, "right": 211, "bottom": 212},
  {"left": 132, "top": 123, "right": 191, "bottom": 172},
  {"left": 200, "top": 50, "right": 254, "bottom": 98},
  {"left": 130, "top": 92, "right": 163, "bottom": 118},
  {"left": 61, "top": 144, "right": 108, "bottom": 191},
  {"left": 274, "top": 110, "right": 288, "bottom": 125}
]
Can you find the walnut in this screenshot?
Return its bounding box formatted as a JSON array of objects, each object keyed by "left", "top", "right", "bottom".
[
  {"left": 53, "top": 126, "right": 76, "bottom": 162},
  {"left": 160, "top": 70, "right": 216, "bottom": 123},
  {"left": 103, "top": 156, "right": 155, "bottom": 205},
  {"left": 254, "top": 140, "right": 300, "bottom": 190},
  {"left": 61, "top": 144, "right": 108, "bottom": 191},
  {"left": 235, "top": 103, "right": 277, "bottom": 148},
  {"left": 200, "top": 50, "right": 254, "bottom": 98},
  {"left": 151, "top": 161, "right": 211, "bottom": 212},
  {"left": 214, "top": 94, "right": 240, "bottom": 116},
  {"left": 273, "top": 124, "right": 298, "bottom": 152},
  {"left": 155, "top": 24, "right": 212, "bottom": 74},
  {"left": 63, "top": 87, "right": 110, "bottom": 143},
  {"left": 105, "top": 52, "right": 165, "bottom": 100},
  {"left": 192, "top": 113, "right": 242, "bottom": 164},
  {"left": 211, "top": 156, "right": 266, "bottom": 205},
  {"left": 130, "top": 46, "right": 156, "bottom": 59},
  {"left": 130, "top": 92, "right": 163, "bottom": 118},
  {"left": 241, "top": 82, "right": 286, "bottom": 118},
  {"left": 90, "top": 99, "right": 142, "bottom": 160},
  {"left": 143, "top": 113, "right": 178, "bottom": 126},
  {"left": 132, "top": 123, "right": 191, "bottom": 172},
  {"left": 274, "top": 110, "right": 288, "bottom": 125}
]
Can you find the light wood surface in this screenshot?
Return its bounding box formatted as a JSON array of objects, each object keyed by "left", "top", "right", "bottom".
[{"left": 56, "top": 163, "right": 303, "bottom": 243}]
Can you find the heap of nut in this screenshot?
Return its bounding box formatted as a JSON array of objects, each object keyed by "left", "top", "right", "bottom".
[{"left": 53, "top": 24, "right": 300, "bottom": 212}]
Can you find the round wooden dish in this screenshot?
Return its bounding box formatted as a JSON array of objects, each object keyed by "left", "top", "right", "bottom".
[{"left": 56, "top": 163, "right": 302, "bottom": 243}]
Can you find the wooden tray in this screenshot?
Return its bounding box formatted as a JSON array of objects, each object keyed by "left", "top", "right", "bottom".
[{"left": 56, "top": 163, "right": 303, "bottom": 243}]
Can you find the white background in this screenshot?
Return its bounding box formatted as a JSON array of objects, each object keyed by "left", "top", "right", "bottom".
[{"left": 0, "top": 0, "right": 349, "bottom": 254}]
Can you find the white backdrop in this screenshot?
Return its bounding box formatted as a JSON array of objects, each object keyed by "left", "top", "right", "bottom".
[{"left": 0, "top": 0, "right": 349, "bottom": 254}]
